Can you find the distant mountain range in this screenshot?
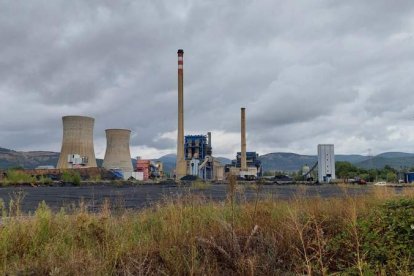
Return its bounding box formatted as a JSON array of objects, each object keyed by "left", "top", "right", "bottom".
[
  {"left": 156, "top": 152, "right": 414, "bottom": 172},
  {"left": 2, "top": 146, "right": 414, "bottom": 172},
  {"left": 0, "top": 147, "right": 60, "bottom": 169},
  {"left": 0, "top": 147, "right": 108, "bottom": 169},
  {"left": 257, "top": 152, "right": 374, "bottom": 171},
  {"left": 259, "top": 152, "right": 414, "bottom": 172}
]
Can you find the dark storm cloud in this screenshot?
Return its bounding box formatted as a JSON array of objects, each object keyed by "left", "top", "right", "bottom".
[{"left": 1, "top": 0, "right": 414, "bottom": 158}]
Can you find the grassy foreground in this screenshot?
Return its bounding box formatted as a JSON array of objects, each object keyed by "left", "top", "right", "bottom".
[{"left": 1, "top": 184, "right": 414, "bottom": 275}]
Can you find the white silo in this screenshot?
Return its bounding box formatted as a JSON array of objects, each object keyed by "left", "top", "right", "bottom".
[{"left": 317, "top": 144, "right": 335, "bottom": 183}]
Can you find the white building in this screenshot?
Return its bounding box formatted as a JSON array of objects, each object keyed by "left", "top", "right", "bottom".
[{"left": 317, "top": 144, "right": 335, "bottom": 183}]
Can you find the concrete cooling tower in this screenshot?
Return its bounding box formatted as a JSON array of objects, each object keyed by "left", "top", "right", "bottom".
[
  {"left": 57, "top": 116, "right": 97, "bottom": 169},
  {"left": 103, "top": 129, "right": 133, "bottom": 172}
]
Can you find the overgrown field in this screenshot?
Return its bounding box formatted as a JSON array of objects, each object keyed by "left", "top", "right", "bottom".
[{"left": 1, "top": 183, "right": 414, "bottom": 275}]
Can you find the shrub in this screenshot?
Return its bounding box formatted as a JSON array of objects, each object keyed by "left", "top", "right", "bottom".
[
  {"left": 61, "top": 171, "right": 81, "bottom": 185},
  {"left": 359, "top": 198, "right": 414, "bottom": 274},
  {"left": 191, "top": 180, "right": 211, "bottom": 190},
  {"left": 4, "top": 170, "right": 36, "bottom": 185},
  {"left": 0, "top": 184, "right": 413, "bottom": 274},
  {"left": 38, "top": 175, "right": 53, "bottom": 185}
]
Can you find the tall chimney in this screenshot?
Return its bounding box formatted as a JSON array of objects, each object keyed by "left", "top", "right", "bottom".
[
  {"left": 241, "top": 107, "right": 247, "bottom": 171},
  {"left": 208, "top": 132, "right": 211, "bottom": 147},
  {"left": 176, "top": 49, "right": 187, "bottom": 179}
]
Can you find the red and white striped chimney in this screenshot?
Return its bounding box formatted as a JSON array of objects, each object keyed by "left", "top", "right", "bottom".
[{"left": 176, "top": 49, "right": 186, "bottom": 179}]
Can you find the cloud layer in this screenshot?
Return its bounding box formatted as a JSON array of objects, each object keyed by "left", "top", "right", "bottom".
[{"left": 1, "top": 0, "right": 414, "bottom": 158}]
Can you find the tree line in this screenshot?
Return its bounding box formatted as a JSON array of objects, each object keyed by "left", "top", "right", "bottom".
[{"left": 264, "top": 161, "right": 413, "bottom": 182}]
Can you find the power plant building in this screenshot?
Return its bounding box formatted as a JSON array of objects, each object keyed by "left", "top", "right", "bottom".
[
  {"left": 185, "top": 133, "right": 215, "bottom": 180},
  {"left": 317, "top": 144, "right": 335, "bottom": 183},
  {"left": 102, "top": 129, "right": 133, "bottom": 172},
  {"left": 185, "top": 134, "right": 212, "bottom": 161},
  {"left": 232, "top": 152, "right": 262, "bottom": 177},
  {"left": 57, "top": 115, "right": 97, "bottom": 169},
  {"left": 136, "top": 158, "right": 164, "bottom": 181}
]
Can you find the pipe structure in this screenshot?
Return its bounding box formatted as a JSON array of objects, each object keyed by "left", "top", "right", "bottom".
[
  {"left": 176, "top": 49, "right": 187, "bottom": 179},
  {"left": 57, "top": 115, "right": 97, "bottom": 169},
  {"left": 241, "top": 108, "right": 247, "bottom": 171},
  {"left": 103, "top": 129, "right": 133, "bottom": 172},
  {"left": 208, "top": 132, "right": 211, "bottom": 147}
]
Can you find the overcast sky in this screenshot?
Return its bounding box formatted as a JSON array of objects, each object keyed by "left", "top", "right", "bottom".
[{"left": 1, "top": 1, "right": 414, "bottom": 159}]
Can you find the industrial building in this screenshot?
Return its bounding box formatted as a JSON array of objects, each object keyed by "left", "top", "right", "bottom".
[
  {"left": 136, "top": 158, "right": 164, "bottom": 181},
  {"left": 185, "top": 133, "right": 212, "bottom": 160},
  {"left": 183, "top": 132, "right": 224, "bottom": 180},
  {"left": 317, "top": 144, "right": 336, "bottom": 183},
  {"left": 231, "top": 152, "right": 262, "bottom": 177},
  {"left": 57, "top": 115, "right": 97, "bottom": 169},
  {"left": 102, "top": 129, "right": 133, "bottom": 172},
  {"left": 185, "top": 133, "right": 212, "bottom": 179},
  {"left": 404, "top": 172, "right": 414, "bottom": 183}
]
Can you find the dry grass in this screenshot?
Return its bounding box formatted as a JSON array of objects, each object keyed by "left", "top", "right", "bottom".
[{"left": 0, "top": 183, "right": 413, "bottom": 275}]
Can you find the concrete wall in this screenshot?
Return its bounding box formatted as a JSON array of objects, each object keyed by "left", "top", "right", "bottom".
[
  {"left": 103, "top": 129, "right": 133, "bottom": 172},
  {"left": 57, "top": 116, "right": 97, "bottom": 169}
]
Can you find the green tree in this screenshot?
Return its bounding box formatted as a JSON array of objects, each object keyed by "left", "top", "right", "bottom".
[
  {"left": 336, "top": 162, "right": 359, "bottom": 180},
  {"left": 386, "top": 172, "right": 397, "bottom": 183}
]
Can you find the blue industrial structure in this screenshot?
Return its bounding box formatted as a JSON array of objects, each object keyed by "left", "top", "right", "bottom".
[
  {"left": 108, "top": 169, "right": 124, "bottom": 180},
  {"left": 184, "top": 134, "right": 213, "bottom": 179},
  {"left": 405, "top": 172, "right": 414, "bottom": 183},
  {"left": 184, "top": 135, "right": 211, "bottom": 161}
]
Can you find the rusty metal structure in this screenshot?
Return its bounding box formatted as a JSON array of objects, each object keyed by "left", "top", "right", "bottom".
[
  {"left": 57, "top": 116, "right": 97, "bottom": 169},
  {"left": 136, "top": 158, "right": 164, "bottom": 181},
  {"left": 136, "top": 159, "right": 151, "bottom": 181},
  {"left": 103, "top": 129, "right": 133, "bottom": 172}
]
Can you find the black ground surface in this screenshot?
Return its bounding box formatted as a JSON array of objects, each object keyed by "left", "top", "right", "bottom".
[{"left": 0, "top": 183, "right": 381, "bottom": 213}]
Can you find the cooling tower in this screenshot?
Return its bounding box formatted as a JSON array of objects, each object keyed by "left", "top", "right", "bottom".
[
  {"left": 103, "top": 129, "right": 133, "bottom": 172},
  {"left": 57, "top": 115, "right": 97, "bottom": 169}
]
